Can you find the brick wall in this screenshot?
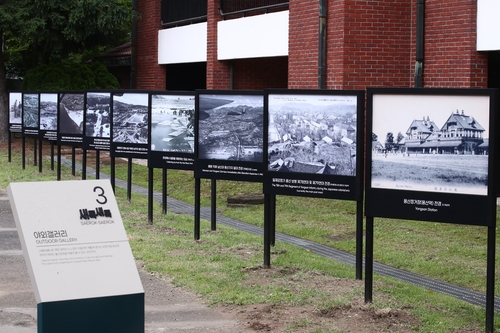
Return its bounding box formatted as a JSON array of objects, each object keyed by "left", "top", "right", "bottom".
[
  {"left": 424, "top": 0, "right": 487, "bottom": 88},
  {"left": 135, "top": 0, "right": 487, "bottom": 91},
  {"left": 135, "top": 0, "right": 166, "bottom": 89},
  {"left": 330, "top": 0, "right": 414, "bottom": 90},
  {"left": 233, "top": 57, "right": 288, "bottom": 90},
  {"left": 206, "top": 0, "right": 232, "bottom": 90}
]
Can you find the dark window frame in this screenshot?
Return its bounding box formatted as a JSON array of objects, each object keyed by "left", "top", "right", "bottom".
[{"left": 219, "top": 0, "right": 289, "bottom": 17}]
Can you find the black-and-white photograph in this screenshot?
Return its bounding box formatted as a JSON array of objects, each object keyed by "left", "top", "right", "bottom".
[
  {"left": 86, "top": 92, "right": 111, "bottom": 138},
  {"left": 40, "top": 93, "right": 58, "bottom": 131},
  {"left": 112, "top": 93, "right": 149, "bottom": 144},
  {"left": 9, "top": 92, "right": 22, "bottom": 124},
  {"left": 59, "top": 93, "right": 84, "bottom": 135},
  {"left": 371, "top": 93, "right": 490, "bottom": 196},
  {"left": 151, "top": 94, "right": 194, "bottom": 153},
  {"left": 23, "top": 93, "right": 39, "bottom": 129},
  {"left": 268, "top": 94, "right": 358, "bottom": 176},
  {"left": 198, "top": 94, "right": 264, "bottom": 162}
]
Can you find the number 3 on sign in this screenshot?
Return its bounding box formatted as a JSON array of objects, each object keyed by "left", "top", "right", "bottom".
[{"left": 93, "top": 186, "right": 108, "bottom": 205}]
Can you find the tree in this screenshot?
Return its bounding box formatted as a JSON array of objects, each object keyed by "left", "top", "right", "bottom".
[
  {"left": 0, "top": 0, "right": 135, "bottom": 143},
  {"left": 385, "top": 132, "right": 394, "bottom": 152}
]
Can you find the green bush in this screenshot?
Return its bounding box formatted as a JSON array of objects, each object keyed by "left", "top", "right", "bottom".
[{"left": 21, "top": 62, "right": 120, "bottom": 90}]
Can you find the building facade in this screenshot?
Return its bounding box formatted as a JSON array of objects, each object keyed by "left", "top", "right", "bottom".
[{"left": 133, "top": 0, "right": 500, "bottom": 92}]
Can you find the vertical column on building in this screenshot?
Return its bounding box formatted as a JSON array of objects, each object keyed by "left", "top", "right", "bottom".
[
  {"left": 206, "top": 0, "right": 231, "bottom": 90},
  {"left": 332, "top": 0, "right": 413, "bottom": 90},
  {"left": 424, "top": 1, "right": 487, "bottom": 88},
  {"left": 135, "top": 0, "right": 166, "bottom": 90},
  {"left": 288, "top": 0, "right": 320, "bottom": 89}
]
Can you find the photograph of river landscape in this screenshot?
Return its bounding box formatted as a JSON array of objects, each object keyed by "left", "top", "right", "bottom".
[{"left": 151, "top": 94, "right": 195, "bottom": 153}]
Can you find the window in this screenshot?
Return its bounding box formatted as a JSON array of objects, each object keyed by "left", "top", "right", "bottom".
[
  {"left": 161, "top": 0, "right": 207, "bottom": 27},
  {"left": 219, "top": 0, "right": 288, "bottom": 17}
]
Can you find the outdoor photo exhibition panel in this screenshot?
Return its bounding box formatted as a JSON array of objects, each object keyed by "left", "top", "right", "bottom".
[
  {"left": 39, "top": 93, "right": 58, "bottom": 142},
  {"left": 22, "top": 92, "right": 40, "bottom": 138},
  {"left": 264, "top": 89, "right": 364, "bottom": 200},
  {"left": 149, "top": 92, "right": 195, "bottom": 170},
  {"left": 365, "top": 88, "right": 498, "bottom": 226},
  {"left": 110, "top": 91, "right": 149, "bottom": 159},
  {"left": 9, "top": 92, "right": 22, "bottom": 133},
  {"left": 195, "top": 90, "right": 265, "bottom": 182},
  {"left": 84, "top": 91, "right": 111, "bottom": 151},
  {"left": 57, "top": 92, "right": 85, "bottom": 146}
]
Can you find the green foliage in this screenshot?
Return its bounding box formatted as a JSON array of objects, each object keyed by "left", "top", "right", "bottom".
[
  {"left": 21, "top": 62, "right": 120, "bottom": 90},
  {"left": 2, "top": 0, "right": 134, "bottom": 75}
]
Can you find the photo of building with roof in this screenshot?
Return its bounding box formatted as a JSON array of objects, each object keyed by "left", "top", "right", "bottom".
[{"left": 405, "top": 111, "right": 486, "bottom": 155}]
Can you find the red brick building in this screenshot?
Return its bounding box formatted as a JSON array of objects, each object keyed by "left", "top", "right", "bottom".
[{"left": 133, "top": 0, "right": 500, "bottom": 91}]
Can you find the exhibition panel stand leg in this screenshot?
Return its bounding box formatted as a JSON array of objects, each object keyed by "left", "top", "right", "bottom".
[
  {"left": 485, "top": 225, "right": 496, "bottom": 333},
  {"left": 22, "top": 135, "right": 25, "bottom": 170},
  {"left": 33, "top": 138, "right": 37, "bottom": 167},
  {"left": 8, "top": 132, "right": 12, "bottom": 162},
  {"left": 38, "top": 138, "right": 43, "bottom": 173},
  {"left": 364, "top": 216, "right": 374, "bottom": 303},
  {"left": 270, "top": 194, "right": 276, "bottom": 247},
  {"left": 162, "top": 168, "right": 167, "bottom": 214},
  {"left": 264, "top": 193, "right": 272, "bottom": 268},
  {"left": 95, "top": 151, "right": 100, "bottom": 179},
  {"left": 211, "top": 179, "right": 216, "bottom": 231},
  {"left": 56, "top": 145, "right": 61, "bottom": 181},
  {"left": 356, "top": 200, "right": 363, "bottom": 280},
  {"left": 194, "top": 178, "right": 201, "bottom": 240},
  {"left": 110, "top": 157, "right": 115, "bottom": 191},
  {"left": 127, "top": 158, "right": 132, "bottom": 202},
  {"left": 82, "top": 149, "right": 87, "bottom": 180},
  {"left": 50, "top": 142, "right": 55, "bottom": 171},
  {"left": 71, "top": 146, "right": 76, "bottom": 176},
  {"left": 148, "top": 166, "right": 153, "bottom": 224}
]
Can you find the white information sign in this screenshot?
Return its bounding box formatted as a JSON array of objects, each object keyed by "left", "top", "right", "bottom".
[{"left": 8, "top": 180, "right": 144, "bottom": 303}]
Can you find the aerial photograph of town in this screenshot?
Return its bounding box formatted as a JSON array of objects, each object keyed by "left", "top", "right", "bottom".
[
  {"left": 112, "top": 93, "right": 149, "bottom": 144},
  {"left": 86, "top": 92, "right": 111, "bottom": 138},
  {"left": 267, "top": 93, "right": 358, "bottom": 176},
  {"left": 23, "top": 93, "right": 39, "bottom": 129},
  {"left": 197, "top": 94, "right": 264, "bottom": 162},
  {"left": 370, "top": 93, "right": 490, "bottom": 195},
  {"left": 39, "top": 93, "right": 58, "bottom": 131},
  {"left": 151, "top": 94, "right": 195, "bottom": 153}
]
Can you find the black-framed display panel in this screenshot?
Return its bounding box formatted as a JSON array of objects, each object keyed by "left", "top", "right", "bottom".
[
  {"left": 148, "top": 91, "right": 195, "bottom": 170},
  {"left": 84, "top": 91, "right": 112, "bottom": 151},
  {"left": 9, "top": 92, "right": 22, "bottom": 133},
  {"left": 365, "top": 88, "right": 498, "bottom": 226},
  {"left": 57, "top": 92, "right": 85, "bottom": 146},
  {"left": 110, "top": 91, "right": 149, "bottom": 159},
  {"left": 22, "top": 92, "right": 40, "bottom": 138},
  {"left": 194, "top": 90, "right": 265, "bottom": 182},
  {"left": 263, "top": 89, "right": 365, "bottom": 201},
  {"left": 39, "top": 92, "right": 59, "bottom": 142}
]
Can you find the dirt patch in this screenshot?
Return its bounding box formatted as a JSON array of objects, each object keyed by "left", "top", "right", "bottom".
[{"left": 224, "top": 265, "right": 422, "bottom": 333}]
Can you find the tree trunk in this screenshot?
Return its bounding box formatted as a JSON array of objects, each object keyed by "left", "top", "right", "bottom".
[{"left": 0, "top": 29, "right": 8, "bottom": 144}]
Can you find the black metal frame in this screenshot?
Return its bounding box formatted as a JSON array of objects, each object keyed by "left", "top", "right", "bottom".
[
  {"left": 219, "top": 0, "right": 289, "bottom": 17},
  {"left": 161, "top": 0, "right": 207, "bottom": 27}
]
